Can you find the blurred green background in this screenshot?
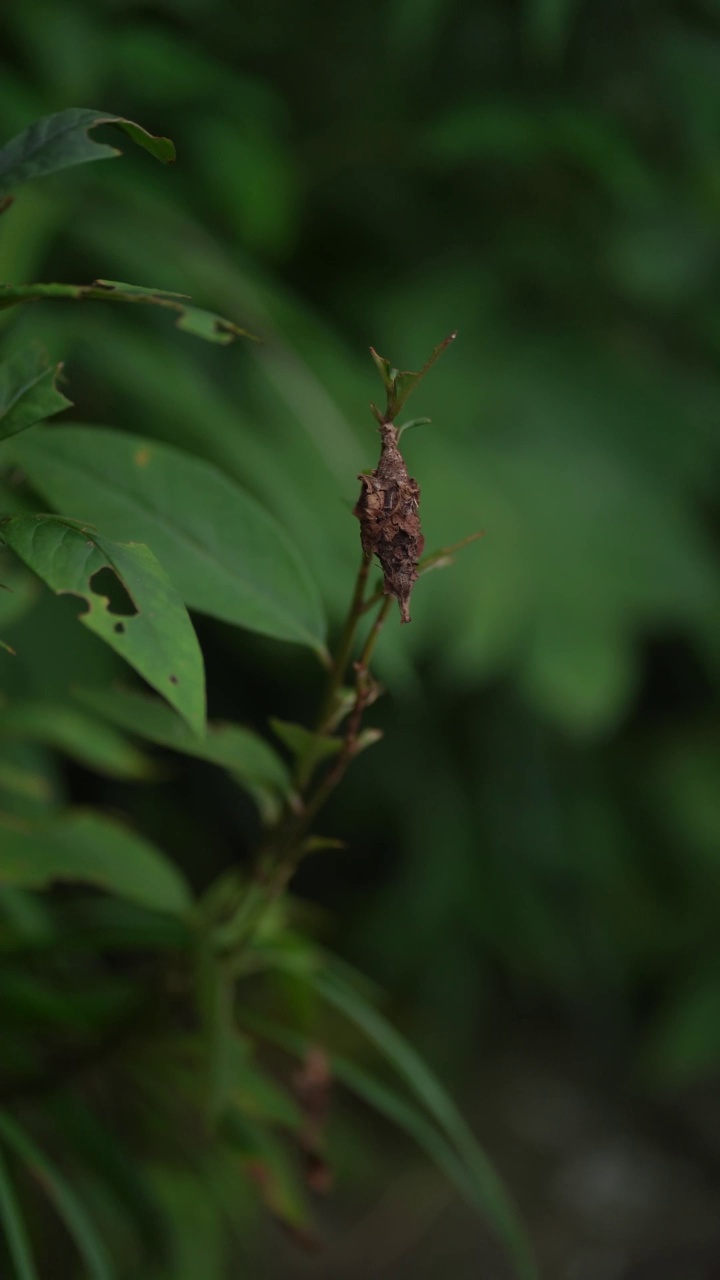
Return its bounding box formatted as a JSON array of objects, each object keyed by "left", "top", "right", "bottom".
[{"left": 3, "top": 0, "right": 720, "bottom": 1276}]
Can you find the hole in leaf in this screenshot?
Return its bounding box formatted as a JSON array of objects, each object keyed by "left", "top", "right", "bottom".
[
  {"left": 89, "top": 567, "right": 139, "bottom": 617},
  {"left": 114, "top": 621, "right": 125, "bottom": 635},
  {"left": 169, "top": 675, "right": 179, "bottom": 685}
]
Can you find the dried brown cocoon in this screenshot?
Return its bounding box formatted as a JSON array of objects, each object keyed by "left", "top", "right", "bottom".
[{"left": 353, "top": 421, "right": 425, "bottom": 623}]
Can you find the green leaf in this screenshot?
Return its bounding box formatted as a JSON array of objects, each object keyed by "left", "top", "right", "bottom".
[
  {"left": 0, "top": 809, "right": 192, "bottom": 915},
  {"left": 0, "top": 700, "right": 157, "bottom": 780},
  {"left": 0, "top": 1145, "right": 40, "bottom": 1280},
  {"left": 269, "top": 717, "right": 341, "bottom": 764},
  {"left": 241, "top": 1013, "right": 480, "bottom": 1208},
  {"left": 0, "top": 1111, "right": 113, "bottom": 1280},
  {"left": 305, "top": 969, "right": 536, "bottom": 1280},
  {"left": 9, "top": 428, "right": 327, "bottom": 656},
  {"left": 47, "top": 1096, "right": 166, "bottom": 1261},
  {"left": 395, "top": 416, "right": 431, "bottom": 442},
  {"left": 0, "top": 758, "right": 54, "bottom": 804},
  {"left": 369, "top": 346, "right": 394, "bottom": 391},
  {"left": 0, "top": 515, "right": 206, "bottom": 735},
  {"left": 0, "top": 108, "right": 174, "bottom": 193},
  {"left": 370, "top": 333, "right": 457, "bottom": 421},
  {"left": 198, "top": 951, "right": 303, "bottom": 1131},
  {"left": 0, "top": 563, "right": 40, "bottom": 632},
  {"left": 0, "top": 281, "right": 257, "bottom": 345},
  {"left": 220, "top": 1108, "right": 316, "bottom": 1247},
  {"left": 0, "top": 345, "right": 71, "bottom": 443},
  {"left": 74, "top": 686, "right": 289, "bottom": 801}
]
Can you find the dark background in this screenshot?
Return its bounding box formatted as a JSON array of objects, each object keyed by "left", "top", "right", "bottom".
[{"left": 2, "top": 1, "right": 720, "bottom": 1276}]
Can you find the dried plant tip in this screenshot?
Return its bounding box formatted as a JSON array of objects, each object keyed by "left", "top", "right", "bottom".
[
  {"left": 293, "top": 1045, "right": 333, "bottom": 1193},
  {"left": 353, "top": 421, "right": 425, "bottom": 623}
]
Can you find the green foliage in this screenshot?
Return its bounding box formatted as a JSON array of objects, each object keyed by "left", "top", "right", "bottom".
[
  {"left": 0, "top": 809, "right": 191, "bottom": 913},
  {"left": 0, "top": 699, "right": 156, "bottom": 779},
  {"left": 0, "top": 78, "right": 534, "bottom": 1280},
  {"left": 0, "top": 1147, "right": 38, "bottom": 1280},
  {"left": 0, "top": 108, "right": 174, "bottom": 191},
  {"left": 0, "top": 344, "right": 70, "bottom": 442},
  {"left": 9, "top": 426, "right": 327, "bottom": 655},
  {"left": 0, "top": 516, "right": 206, "bottom": 734},
  {"left": 0, "top": 1112, "right": 114, "bottom": 1280},
  {"left": 76, "top": 685, "right": 289, "bottom": 814},
  {"left": 2, "top": 0, "right": 720, "bottom": 1274},
  {"left": 0, "top": 282, "right": 256, "bottom": 344}
]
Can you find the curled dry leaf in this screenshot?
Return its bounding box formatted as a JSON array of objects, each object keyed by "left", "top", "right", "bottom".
[
  {"left": 353, "top": 422, "right": 424, "bottom": 623},
  {"left": 292, "top": 1045, "right": 333, "bottom": 1193}
]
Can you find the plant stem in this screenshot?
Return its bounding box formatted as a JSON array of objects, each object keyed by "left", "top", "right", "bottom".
[
  {"left": 215, "top": 588, "right": 393, "bottom": 953},
  {"left": 294, "top": 550, "right": 371, "bottom": 790},
  {"left": 295, "top": 593, "right": 392, "bottom": 832}
]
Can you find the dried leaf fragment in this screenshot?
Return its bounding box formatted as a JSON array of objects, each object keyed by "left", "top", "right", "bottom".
[
  {"left": 292, "top": 1045, "right": 333, "bottom": 1193},
  {"left": 353, "top": 422, "right": 425, "bottom": 623}
]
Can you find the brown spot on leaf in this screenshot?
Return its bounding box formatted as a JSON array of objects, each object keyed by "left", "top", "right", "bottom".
[
  {"left": 134, "top": 447, "right": 151, "bottom": 467},
  {"left": 353, "top": 421, "right": 424, "bottom": 622},
  {"left": 169, "top": 675, "right": 179, "bottom": 685}
]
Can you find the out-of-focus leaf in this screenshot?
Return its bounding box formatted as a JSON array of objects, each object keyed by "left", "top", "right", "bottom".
[
  {"left": 648, "top": 731, "right": 720, "bottom": 866},
  {"left": 235, "top": 1058, "right": 304, "bottom": 1130},
  {"left": 9, "top": 428, "right": 328, "bottom": 656},
  {"left": 306, "top": 969, "right": 537, "bottom": 1280},
  {"left": 145, "top": 1168, "right": 226, "bottom": 1280},
  {"left": 0, "top": 515, "right": 206, "bottom": 735},
  {"left": 0, "top": 1145, "right": 39, "bottom": 1280},
  {"left": 220, "top": 1107, "right": 317, "bottom": 1247},
  {"left": 642, "top": 973, "right": 720, "bottom": 1087},
  {"left": 269, "top": 717, "right": 341, "bottom": 765},
  {"left": 242, "top": 1012, "right": 483, "bottom": 1205},
  {"left": 0, "top": 809, "right": 192, "bottom": 915},
  {"left": 48, "top": 1096, "right": 166, "bottom": 1261},
  {"left": 519, "top": 613, "right": 637, "bottom": 735},
  {"left": 0, "top": 107, "right": 174, "bottom": 192},
  {"left": 0, "top": 1111, "right": 113, "bottom": 1280},
  {"left": 0, "top": 564, "right": 40, "bottom": 632},
  {"left": 523, "top": 0, "right": 579, "bottom": 62},
  {"left": 0, "top": 758, "right": 53, "bottom": 803},
  {"left": 0, "top": 700, "right": 157, "bottom": 780},
  {"left": 0, "top": 344, "right": 71, "bottom": 442},
  {"left": 199, "top": 952, "right": 303, "bottom": 1131},
  {"left": 75, "top": 686, "right": 289, "bottom": 800},
  {"left": 0, "top": 281, "right": 257, "bottom": 345}
]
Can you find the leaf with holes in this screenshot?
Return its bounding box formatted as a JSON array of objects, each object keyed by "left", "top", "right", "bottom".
[
  {"left": 0, "top": 107, "right": 175, "bottom": 193},
  {"left": 0, "top": 809, "right": 191, "bottom": 915},
  {"left": 0, "top": 345, "right": 71, "bottom": 443},
  {"left": 0, "top": 515, "right": 205, "bottom": 735},
  {"left": 0, "top": 282, "right": 257, "bottom": 345},
  {"left": 8, "top": 428, "right": 327, "bottom": 655}
]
